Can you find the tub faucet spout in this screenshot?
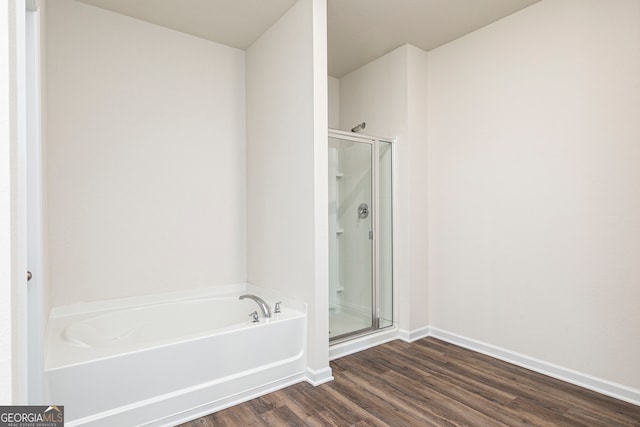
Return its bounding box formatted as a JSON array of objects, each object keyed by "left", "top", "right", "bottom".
[{"left": 239, "top": 294, "right": 272, "bottom": 318}]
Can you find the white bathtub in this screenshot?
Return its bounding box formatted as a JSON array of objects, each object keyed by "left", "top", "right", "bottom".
[{"left": 44, "top": 285, "right": 307, "bottom": 426}]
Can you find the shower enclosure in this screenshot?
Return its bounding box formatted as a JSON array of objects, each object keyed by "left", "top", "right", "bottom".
[{"left": 328, "top": 129, "right": 393, "bottom": 342}]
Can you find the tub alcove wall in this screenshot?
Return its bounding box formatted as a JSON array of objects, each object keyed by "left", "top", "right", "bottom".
[{"left": 43, "top": 0, "right": 331, "bottom": 421}]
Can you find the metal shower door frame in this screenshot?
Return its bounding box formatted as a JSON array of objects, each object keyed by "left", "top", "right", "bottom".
[{"left": 328, "top": 128, "right": 394, "bottom": 344}]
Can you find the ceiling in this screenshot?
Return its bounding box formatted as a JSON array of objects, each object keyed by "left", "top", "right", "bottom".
[
  {"left": 327, "top": 0, "right": 541, "bottom": 77},
  {"left": 75, "top": 0, "right": 300, "bottom": 49},
  {"left": 76, "top": 0, "right": 541, "bottom": 77}
]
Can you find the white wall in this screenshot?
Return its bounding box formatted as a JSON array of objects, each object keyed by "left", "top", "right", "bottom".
[
  {"left": 0, "top": 13, "right": 9, "bottom": 401},
  {"left": 246, "top": 0, "right": 330, "bottom": 376},
  {"left": 428, "top": 0, "right": 640, "bottom": 389},
  {"left": 339, "top": 47, "right": 407, "bottom": 138},
  {"left": 328, "top": 76, "right": 339, "bottom": 128},
  {"left": 46, "top": 0, "right": 246, "bottom": 307},
  {"left": 339, "top": 44, "right": 429, "bottom": 334},
  {"left": 25, "top": 0, "right": 46, "bottom": 404},
  {"left": 1, "top": 0, "right": 28, "bottom": 404},
  {"left": 0, "top": 0, "right": 15, "bottom": 404},
  {"left": 405, "top": 45, "right": 429, "bottom": 332}
]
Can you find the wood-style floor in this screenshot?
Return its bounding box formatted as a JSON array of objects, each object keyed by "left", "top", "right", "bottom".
[{"left": 180, "top": 337, "right": 640, "bottom": 426}]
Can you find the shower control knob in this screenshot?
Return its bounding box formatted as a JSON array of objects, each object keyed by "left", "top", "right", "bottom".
[{"left": 358, "top": 203, "right": 369, "bottom": 219}]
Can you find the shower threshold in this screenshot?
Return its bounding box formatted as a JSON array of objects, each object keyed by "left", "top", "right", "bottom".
[
  {"left": 329, "top": 324, "right": 398, "bottom": 360},
  {"left": 329, "top": 310, "right": 393, "bottom": 344}
]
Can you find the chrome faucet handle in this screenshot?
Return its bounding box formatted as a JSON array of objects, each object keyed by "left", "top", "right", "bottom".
[
  {"left": 239, "top": 294, "right": 271, "bottom": 318},
  {"left": 249, "top": 311, "right": 259, "bottom": 323},
  {"left": 274, "top": 302, "right": 282, "bottom": 314}
]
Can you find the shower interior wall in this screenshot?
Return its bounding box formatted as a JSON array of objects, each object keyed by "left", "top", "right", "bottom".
[{"left": 328, "top": 139, "right": 372, "bottom": 318}]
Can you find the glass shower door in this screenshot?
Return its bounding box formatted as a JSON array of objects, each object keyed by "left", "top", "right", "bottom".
[{"left": 328, "top": 136, "right": 374, "bottom": 339}]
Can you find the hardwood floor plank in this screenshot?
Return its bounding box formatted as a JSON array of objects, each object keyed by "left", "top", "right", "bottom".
[
  {"left": 260, "top": 406, "right": 306, "bottom": 426},
  {"left": 337, "top": 350, "right": 510, "bottom": 426},
  {"left": 507, "top": 396, "right": 582, "bottom": 427},
  {"left": 564, "top": 404, "right": 640, "bottom": 427},
  {"left": 249, "top": 395, "right": 280, "bottom": 415},
  {"left": 381, "top": 343, "right": 564, "bottom": 420},
  {"left": 180, "top": 337, "right": 640, "bottom": 427},
  {"left": 380, "top": 356, "right": 572, "bottom": 427},
  {"left": 342, "top": 369, "right": 459, "bottom": 426},
  {"left": 407, "top": 341, "right": 579, "bottom": 415},
  {"left": 368, "top": 343, "right": 519, "bottom": 405},
  {"left": 329, "top": 370, "right": 437, "bottom": 426},
  {"left": 380, "top": 369, "right": 511, "bottom": 426},
  {"left": 226, "top": 404, "right": 269, "bottom": 427},
  {"left": 313, "top": 381, "right": 393, "bottom": 426},
  {"left": 297, "top": 382, "right": 372, "bottom": 426},
  {"left": 304, "top": 411, "right": 343, "bottom": 427},
  {"left": 421, "top": 338, "right": 640, "bottom": 425},
  {"left": 280, "top": 386, "right": 323, "bottom": 419}
]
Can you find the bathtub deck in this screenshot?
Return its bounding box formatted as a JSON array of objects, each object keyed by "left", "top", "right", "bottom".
[{"left": 180, "top": 337, "right": 640, "bottom": 426}]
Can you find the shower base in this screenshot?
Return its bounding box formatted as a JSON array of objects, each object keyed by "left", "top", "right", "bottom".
[{"left": 329, "top": 309, "right": 371, "bottom": 339}]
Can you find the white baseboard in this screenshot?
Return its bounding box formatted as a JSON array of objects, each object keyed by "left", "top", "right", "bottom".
[
  {"left": 398, "top": 325, "right": 431, "bottom": 343},
  {"left": 429, "top": 327, "right": 640, "bottom": 407},
  {"left": 305, "top": 366, "right": 334, "bottom": 386}
]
